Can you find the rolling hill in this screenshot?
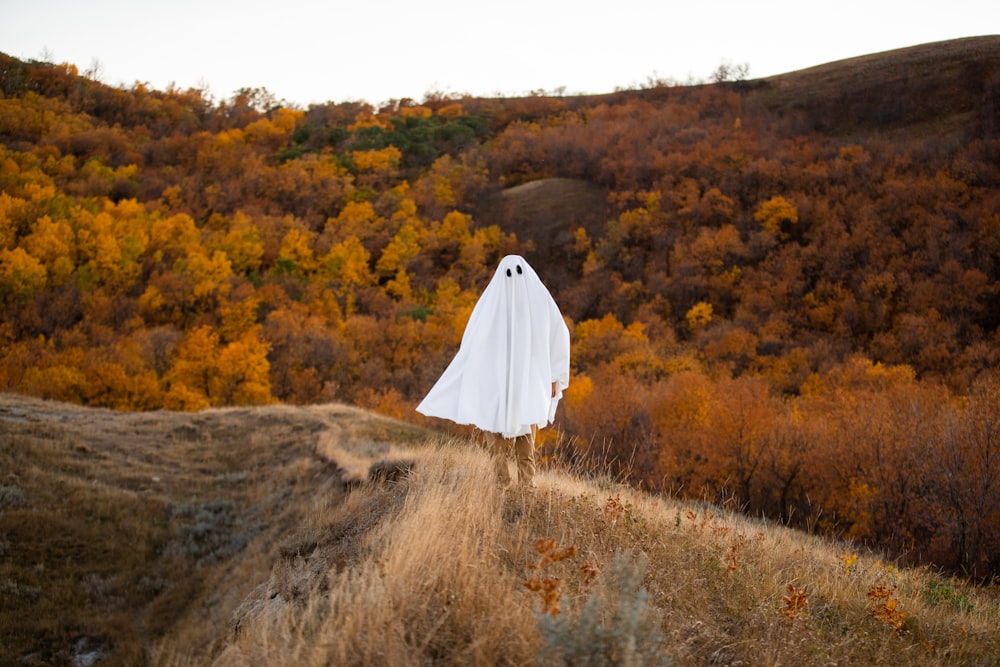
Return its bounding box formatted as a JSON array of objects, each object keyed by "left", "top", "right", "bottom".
[
  {"left": 749, "top": 35, "right": 1000, "bottom": 139},
  {"left": 3, "top": 392, "right": 999, "bottom": 665},
  {"left": 468, "top": 36, "right": 1000, "bottom": 290}
]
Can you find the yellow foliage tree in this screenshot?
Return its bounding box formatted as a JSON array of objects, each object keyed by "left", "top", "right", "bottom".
[
  {"left": 572, "top": 314, "right": 650, "bottom": 371},
  {"left": 245, "top": 108, "right": 303, "bottom": 140},
  {"left": 163, "top": 325, "right": 221, "bottom": 409},
  {"left": 754, "top": 195, "right": 799, "bottom": 238},
  {"left": 384, "top": 268, "right": 413, "bottom": 301},
  {"left": 0, "top": 247, "right": 47, "bottom": 304},
  {"left": 399, "top": 106, "right": 432, "bottom": 119},
  {"left": 563, "top": 372, "right": 593, "bottom": 414},
  {"left": 277, "top": 227, "right": 317, "bottom": 274},
  {"left": 217, "top": 334, "right": 273, "bottom": 405},
  {"left": 180, "top": 250, "right": 233, "bottom": 312},
  {"left": 425, "top": 276, "right": 477, "bottom": 346},
  {"left": 320, "top": 236, "right": 373, "bottom": 286},
  {"left": 0, "top": 191, "right": 28, "bottom": 249},
  {"left": 376, "top": 223, "right": 422, "bottom": 278},
  {"left": 214, "top": 212, "right": 264, "bottom": 276},
  {"left": 352, "top": 146, "right": 402, "bottom": 173},
  {"left": 20, "top": 361, "right": 86, "bottom": 403},
  {"left": 163, "top": 382, "right": 211, "bottom": 412},
  {"left": 92, "top": 219, "right": 129, "bottom": 286},
  {"left": 391, "top": 192, "right": 419, "bottom": 224},
  {"left": 325, "top": 200, "right": 383, "bottom": 244},
  {"left": 686, "top": 301, "right": 713, "bottom": 332},
  {"left": 79, "top": 353, "right": 131, "bottom": 409},
  {"left": 438, "top": 210, "right": 471, "bottom": 244},
  {"left": 347, "top": 111, "right": 391, "bottom": 131},
  {"left": 21, "top": 215, "right": 75, "bottom": 284},
  {"left": 220, "top": 296, "right": 261, "bottom": 343},
  {"left": 437, "top": 103, "right": 464, "bottom": 120},
  {"left": 149, "top": 212, "right": 200, "bottom": 263}
]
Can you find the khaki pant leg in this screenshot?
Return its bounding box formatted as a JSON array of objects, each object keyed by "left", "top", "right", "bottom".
[
  {"left": 513, "top": 426, "right": 537, "bottom": 487},
  {"left": 483, "top": 431, "right": 512, "bottom": 486}
]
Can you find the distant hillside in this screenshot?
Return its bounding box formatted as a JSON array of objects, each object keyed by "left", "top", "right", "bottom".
[
  {"left": 470, "top": 37, "right": 1000, "bottom": 289},
  {"left": 2, "top": 394, "right": 999, "bottom": 665},
  {"left": 749, "top": 35, "right": 1000, "bottom": 139},
  {"left": 475, "top": 177, "right": 609, "bottom": 289}
]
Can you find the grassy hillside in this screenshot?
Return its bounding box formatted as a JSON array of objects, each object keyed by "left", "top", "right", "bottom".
[
  {"left": 3, "top": 393, "right": 999, "bottom": 666},
  {"left": 475, "top": 177, "right": 610, "bottom": 288},
  {"left": 0, "top": 392, "right": 424, "bottom": 665},
  {"left": 749, "top": 35, "right": 1000, "bottom": 139}
]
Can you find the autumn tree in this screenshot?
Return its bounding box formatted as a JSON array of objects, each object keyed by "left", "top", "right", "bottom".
[
  {"left": 933, "top": 375, "right": 1000, "bottom": 577},
  {"left": 0, "top": 247, "right": 47, "bottom": 307},
  {"left": 163, "top": 325, "right": 221, "bottom": 410},
  {"left": 753, "top": 195, "right": 798, "bottom": 240}
]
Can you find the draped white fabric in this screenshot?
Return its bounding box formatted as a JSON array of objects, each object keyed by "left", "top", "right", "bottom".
[{"left": 416, "top": 255, "right": 570, "bottom": 438}]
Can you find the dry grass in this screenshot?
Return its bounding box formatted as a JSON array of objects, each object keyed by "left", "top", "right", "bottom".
[
  {"left": 0, "top": 393, "right": 424, "bottom": 666},
  {"left": 750, "top": 35, "right": 1000, "bottom": 140},
  {"left": 4, "top": 393, "right": 1000, "bottom": 666},
  {"left": 203, "top": 437, "right": 1000, "bottom": 666},
  {"left": 204, "top": 444, "right": 537, "bottom": 667}
]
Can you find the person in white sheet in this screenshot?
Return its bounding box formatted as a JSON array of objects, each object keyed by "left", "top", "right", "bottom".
[{"left": 416, "top": 255, "right": 570, "bottom": 487}]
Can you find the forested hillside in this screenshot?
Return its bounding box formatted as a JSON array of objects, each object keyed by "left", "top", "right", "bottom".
[{"left": 2, "top": 36, "right": 999, "bottom": 577}]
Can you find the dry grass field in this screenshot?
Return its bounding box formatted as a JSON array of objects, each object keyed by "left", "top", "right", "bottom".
[
  {"left": 0, "top": 392, "right": 424, "bottom": 665},
  {"left": 3, "top": 393, "right": 1000, "bottom": 665}
]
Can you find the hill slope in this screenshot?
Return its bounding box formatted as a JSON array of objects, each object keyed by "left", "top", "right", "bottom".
[
  {"left": 3, "top": 394, "right": 999, "bottom": 666},
  {"left": 475, "top": 177, "right": 609, "bottom": 290},
  {"left": 0, "top": 393, "right": 424, "bottom": 665},
  {"left": 749, "top": 35, "right": 1000, "bottom": 139}
]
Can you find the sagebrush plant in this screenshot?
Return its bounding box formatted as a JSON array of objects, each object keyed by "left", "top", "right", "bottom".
[
  {"left": 0, "top": 485, "right": 27, "bottom": 509},
  {"left": 167, "top": 500, "right": 260, "bottom": 565},
  {"left": 920, "top": 576, "right": 974, "bottom": 613},
  {"left": 535, "top": 553, "right": 669, "bottom": 667}
]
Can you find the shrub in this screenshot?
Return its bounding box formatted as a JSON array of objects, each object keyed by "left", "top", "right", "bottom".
[
  {"left": 166, "top": 500, "right": 259, "bottom": 566},
  {"left": 536, "top": 554, "right": 670, "bottom": 666},
  {"left": 0, "top": 485, "right": 26, "bottom": 509},
  {"left": 920, "top": 577, "right": 974, "bottom": 613}
]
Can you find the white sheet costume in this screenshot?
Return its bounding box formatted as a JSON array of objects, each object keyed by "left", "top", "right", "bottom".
[{"left": 417, "top": 255, "right": 570, "bottom": 439}]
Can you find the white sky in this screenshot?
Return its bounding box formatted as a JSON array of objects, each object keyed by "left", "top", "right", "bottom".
[{"left": 1, "top": 0, "right": 996, "bottom": 108}]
